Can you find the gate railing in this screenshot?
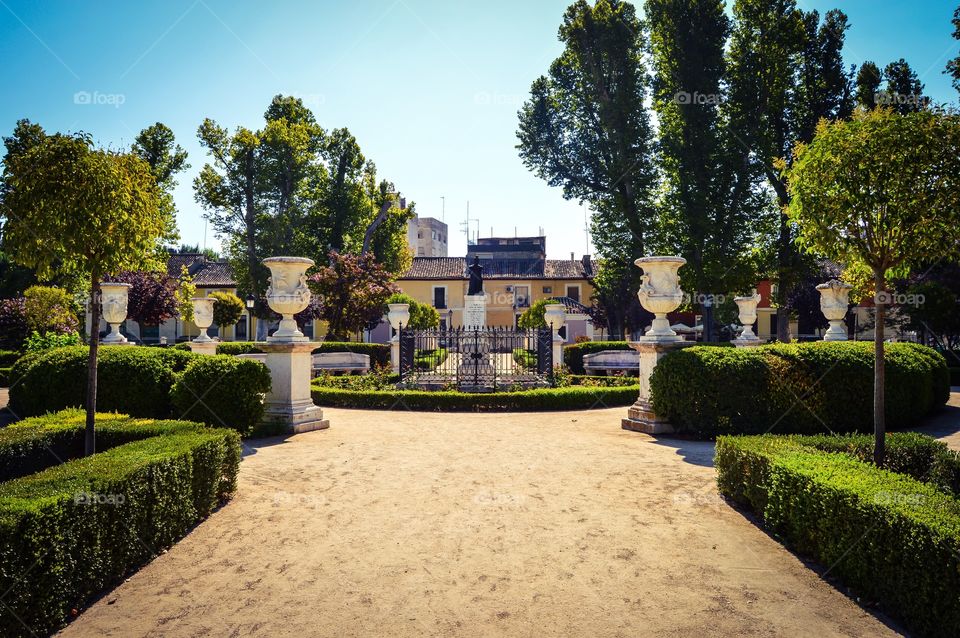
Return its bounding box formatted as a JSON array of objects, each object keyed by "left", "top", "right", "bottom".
[{"left": 399, "top": 326, "right": 553, "bottom": 390}]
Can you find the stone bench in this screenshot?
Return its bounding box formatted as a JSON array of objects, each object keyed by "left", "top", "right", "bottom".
[
  {"left": 582, "top": 349, "right": 639, "bottom": 376},
  {"left": 238, "top": 352, "right": 371, "bottom": 376}
]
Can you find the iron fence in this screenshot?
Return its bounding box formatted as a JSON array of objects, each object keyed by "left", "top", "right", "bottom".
[{"left": 399, "top": 326, "right": 553, "bottom": 390}]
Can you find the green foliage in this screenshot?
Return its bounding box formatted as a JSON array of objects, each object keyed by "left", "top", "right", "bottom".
[
  {"left": 23, "top": 330, "right": 81, "bottom": 353},
  {"left": 215, "top": 341, "right": 263, "bottom": 356},
  {"left": 209, "top": 291, "right": 244, "bottom": 328},
  {"left": 562, "top": 341, "right": 634, "bottom": 374},
  {"left": 517, "top": 298, "right": 555, "bottom": 329},
  {"left": 310, "top": 252, "right": 398, "bottom": 340},
  {"left": 948, "top": 6, "right": 960, "bottom": 95},
  {"left": 650, "top": 342, "right": 949, "bottom": 437},
  {"left": 170, "top": 355, "right": 272, "bottom": 436},
  {"left": 22, "top": 285, "right": 78, "bottom": 335},
  {"left": 512, "top": 348, "right": 537, "bottom": 369},
  {"left": 174, "top": 264, "right": 197, "bottom": 323},
  {"left": 715, "top": 434, "right": 960, "bottom": 637},
  {"left": 310, "top": 384, "right": 638, "bottom": 411},
  {"left": 311, "top": 370, "right": 399, "bottom": 391},
  {"left": 0, "top": 417, "right": 239, "bottom": 637},
  {"left": 385, "top": 293, "right": 439, "bottom": 329},
  {"left": 413, "top": 348, "right": 447, "bottom": 371},
  {"left": 0, "top": 349, "right": 19, "bottom": 366}
]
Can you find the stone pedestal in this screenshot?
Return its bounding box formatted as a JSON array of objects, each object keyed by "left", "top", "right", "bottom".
[
  {"left": 259, "top": 341, "right": 329, "bottom": 434},
  {"left": 731, "top": 337, "right": 762, "bottom": 348},
  {"left": 390, "top": 337, "right": 401, "bottom": 373},
  {"left": 621, "top": 340, "right": 694, "bottom": 434},
  {"left": 188, "top": 341, "right": 217, "bottom": 355},
  {"left": 463, "top": 294, "right": 486, "bottom": 329}
]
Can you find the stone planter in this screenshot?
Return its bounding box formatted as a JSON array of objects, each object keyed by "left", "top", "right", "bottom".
[
  {"left": 191, "top": 297, "right": 215, "bottom": 343},
  {"left": 732, "top": 291, "right": 761, "bottom": 346},
  {"left": 816, "top": 279, "right": 852, "bottom": 341},
  {"left": 635, "top": 256, "right": 686, "bottom": 342},
  {"left": 263, "top": 257, "right": 314, "bottom": 342},
  {"left": 100, "top": 282, "right": 131, "bottom": 345}
]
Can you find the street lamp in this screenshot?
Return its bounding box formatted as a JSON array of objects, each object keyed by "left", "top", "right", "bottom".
[{"left": 245, "top": 294, "right": 255, "bottom": 310}]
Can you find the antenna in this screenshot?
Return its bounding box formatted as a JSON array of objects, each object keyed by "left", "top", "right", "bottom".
[
  {"left": 584, "top": 203, "right": 590, "bottom": 254},
  {"left": 441, "top": 196, "right": 445, "bottom": 222}
]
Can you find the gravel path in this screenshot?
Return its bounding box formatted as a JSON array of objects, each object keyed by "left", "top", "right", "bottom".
[{"left": 59, "top": 407, "right": 901, "bottom": 637}]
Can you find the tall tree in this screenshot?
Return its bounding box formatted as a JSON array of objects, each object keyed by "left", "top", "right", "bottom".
[
  {"left": 881, "top": 59, "right": 928, "bottom": 113},
  {"left": 645, "top": 0, "right": 766, "bottom": 336},
  {"left": 726, "top": 1, "right": 852, "bottom": 341},
  {"left": 132, "top": 122, "right": 189, "bottom": 248},
  {"left": 947, "top": 5, "right": 960, "bottom": 95},
  {"left": 784, "top": 107, "right": 960, "bottom": 465},
  {"left": 309, "top": 252, "right": 398, "bottom": 341},
  {"left": 1, "top": 122, "right": 166, "bottom": 454},
  {"left": 854, "top": 61, "right": 883, "bottom": 108},
  {"left": 517, "top": 0, "right": 657, "bottom": 338}
]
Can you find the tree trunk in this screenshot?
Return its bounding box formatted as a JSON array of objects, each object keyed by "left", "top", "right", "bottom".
[
  {"left": 85, "top": 275, "right": 101, "bottom": 456},
  {"left": 874, "top": 271, "right": 886, "bottom": 467}
]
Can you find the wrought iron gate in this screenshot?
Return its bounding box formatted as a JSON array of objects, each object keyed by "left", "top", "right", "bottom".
[{"left": 399, "top": 326, "right": 553, "bottom": 390}]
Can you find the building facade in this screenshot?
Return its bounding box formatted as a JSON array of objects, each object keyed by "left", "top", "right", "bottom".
[{"left": 406, "top": 216, "right": 448, "bottom": 257}]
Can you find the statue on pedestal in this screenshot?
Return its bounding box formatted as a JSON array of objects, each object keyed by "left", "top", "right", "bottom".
[{"left": 467, "top": 256, "right": 484, "bottom": 296}]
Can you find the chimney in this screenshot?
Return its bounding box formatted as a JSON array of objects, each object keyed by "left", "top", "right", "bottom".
[
  {"left": 582, "top": 254, "right": 592, "bottom": 276},
  {"left": 570, "top": 252, "right": 575, "bottom": 261}
]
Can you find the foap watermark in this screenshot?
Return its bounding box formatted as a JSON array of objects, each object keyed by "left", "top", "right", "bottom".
[
  {"left": 672, "top": 91, "right": 723, "bottom": 106},
  {"left": 473, "top": 490, "right": 525, "bottom": 506},
  {"left": 270, "top": 490, "right": 328, "bottom": 510},
  {"left": 474, "top": 91, "right": 525, "bottom": 107},
  {"left": 874, "top": 91, "right": 929, "bottom": 109},
  {"left": 74, "top": 491, "right": 126, "bottom": 506},
  {"left": 874, "top": 290, "right": 924, "bottom": 308},
  {"left": 684, "top": 292, "right": 727, "bottom": 306},
  {"left": 288, "top": 92, "right": 326, "bottom": 110},
  {"left": 872, "top": 491, "right": 925, "bottom": 507},
  {"left": 671, "top": 490, "right": 725, "bottom": 508},
  {"left": 73, "top": 90, "right": 126, "bottom": 108}
]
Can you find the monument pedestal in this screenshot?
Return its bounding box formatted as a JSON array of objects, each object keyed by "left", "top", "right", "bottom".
[
  {"left": 188, "top": 341, "right": 217, "bottom": 355},
  {"left": 731, "top": 337, "right": 761, "bottom": 348},
  {"left": 621, "top": 339, "right": 694, "bottom": 434},
  {"left": 259, "top": 340, "right": 329, "bottom": 434}
]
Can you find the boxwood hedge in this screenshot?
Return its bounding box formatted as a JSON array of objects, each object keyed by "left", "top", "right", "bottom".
[
  {"left": 8, "top": 347, "right": 270, "bottom": 435},
  {"left": 311, "top": 384, "right": 638, "bottom": 411},
  {"left": 0, "top": 411, "right": 240, "bottom": 637},
  {"left": 716, "top": 434, "right": 960, "bottom": 637},
  {"left": 651, "top": 342, "right": 950, "bottom": 437},
  {"left": 200, "top": 340, "right": 392, "bottom": 368}
]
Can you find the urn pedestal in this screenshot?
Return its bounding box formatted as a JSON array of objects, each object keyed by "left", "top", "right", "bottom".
[
  {"left": 731, "top": 291, "right": 762, "bottom": 348},
  {"left": 188, "top": 297, "right": 217, "bottom": 355},
  {"left": 623, "top": 256, "right": 689, "bottom": 434},
  {"left": 387, "top": 303, "right": 410, "bottom": 373},
  {"left": 621, "top": 341, "right": 695, "bottom": 434},
  {"left": 100, "top": 283, "right": 132, "bottom": 345},
  {"left": 816, "top": 280, "right": 852, "bottom": 341},
  {"left": 258, "top": 256, "right": 329, "bottom": 434},
  {"left": 544, "top": 303, "right": 566, "bottom": 370}
]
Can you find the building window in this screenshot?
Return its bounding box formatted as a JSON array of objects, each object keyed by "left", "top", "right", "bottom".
[
  {"left": 141, "top": 323, "right": 159, "bottom": 344},
  {"left": 301, "top": 320, "right": 314, "bottom": 339},
  {"left": 542, "top": 286, "right": 552, "bottom": 294},
  {"left": 433, "top": 286, "right": 447, "bottom": 309},
  {"left": 418, "top": 247, "right": 425, "bottom": 256},
  {"left": 514, "top": 285, "right": 530, "bottom": 308},
  {"left": 208, "top": 324, "right": 219, "bottom": 338},
  {"left": 565, "top": 285, "right": 580, "bottom": 302}
]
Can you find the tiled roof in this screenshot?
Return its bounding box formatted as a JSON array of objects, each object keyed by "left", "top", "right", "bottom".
[
  {"left": 401, "top": 257, "right": 593, "bottom": 280},
  {"left": 551, "top": 296, "right": 592, "bottom": 314},
  {"left": 166, "top": 253, "right": 236, "bottom": 287}
]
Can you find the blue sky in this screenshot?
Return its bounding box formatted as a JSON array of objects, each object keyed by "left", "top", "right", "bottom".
[{"left": 0, "top": 0, "right": 957, "bottom": 259}]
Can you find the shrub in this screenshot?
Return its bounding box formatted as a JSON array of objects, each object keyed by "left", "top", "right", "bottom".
[
  {"left": 9, "top": 346, "right": 191, "bottom": 419},
  {"left": 210, "top": 291, "right": 245, "bottom": 329},
  {"left": 563, "top": 341, "right": 633, "bottom": 374},
  {"left": 651, "top": 341, "right": 949, "bottom": 437},
  {"left": 23, "top": 330, "right": 82, "bottom": 353},
  {"left": 0, "top": 297, "right": 28, "bottom": 350},
  {"left": 414, "top": 347, "right": 447, "bottom": 371},
  {"left": 170, "top": 355, "right": 271, "bottom": 435},
  {"left": 215, "top": 341, "right": 263, "bottom": 356},
  {"left": 0, "top": 349, "right": 21, "bottom": 366},
  {"left": 23, "top": 285, "right": 78, "bottom": 335},
  {"left": 311, "top": 384, "right": 637, "bottom": 411},
  {"left": 512, "top": 348, "right": 537, "bottom": 368},
  {"left": 716, "top": 434, "right": 960, "bottom": 637},
  {"left": 313, "top": 341, "right": 391, "bottom": 368},
  {"left": 0, "top": 426, "right": 240, "bottom": 637},
  {"left": 385, "top": 293, "right": 440, "bottom": 329},
  {"left": 312, "top": 370, "right": 399, "bottom": 391}
]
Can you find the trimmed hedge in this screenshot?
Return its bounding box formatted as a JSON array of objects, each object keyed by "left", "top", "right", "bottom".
[
  {"left": 313, "top": 341, "right": 390, "bottom": 368},
  {"left": 311, "top": 384, "right": 638, "bottom": 411},
  {"left": 716, "top": 434, "right": 960, "bottom": 637},
  {"left": 170, "top": 355, "right": 272, "bottom": 435},
  {"left": 8, "top": 347, "right": 270, "bottom": 435},
  {"left": 0, "top": 349, "right": 20, "bottom": 367},
  {"left": 215, "top": 341, "right": 263, "bottom": 356},
  {"left": 0, "top": 423, "right": 240, "bottom": 637},
  {"left": 563, "top": 341, "right": 633, "bottom": 374},
  {"left": 651, "top": 342, "right": 950, "bottom": 437}
]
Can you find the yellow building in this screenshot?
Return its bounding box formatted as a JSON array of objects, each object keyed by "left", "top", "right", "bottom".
[{"left": 396, "top": 248, "right": 597, "bottom": 339}]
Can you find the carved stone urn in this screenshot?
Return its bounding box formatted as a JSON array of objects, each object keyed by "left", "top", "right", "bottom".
[
  {"left": 816, "top": 279, "right": 852, "bottom": 341},
  {"left": 387, "top": 303, "right": 411, "bottom": 333},
  {"left": 733, "top": 290, "right": 761, "bottom": 344},
  {"left": 191, "top": 297, "right": 215, "bottom": 343},
  {"left": 635, "top": 257, "right": 686, "bottom": 342},
  {"left": 544, "top": 303, "right": 566, "bottom": 337},
  {"left": 263, "top": 257, "right": 314, "bottom": 342},
  {"left": 100, "top": 282, "right": 131, "bottom": 345}
]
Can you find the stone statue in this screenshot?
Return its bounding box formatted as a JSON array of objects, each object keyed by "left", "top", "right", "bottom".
[{"left": 467, "top": 256, "right": 484, "bottom": 296}]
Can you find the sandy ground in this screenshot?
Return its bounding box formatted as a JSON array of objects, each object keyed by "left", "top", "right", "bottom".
[{"left": 57, "top": 407, "right": 904, "bottom": 638}]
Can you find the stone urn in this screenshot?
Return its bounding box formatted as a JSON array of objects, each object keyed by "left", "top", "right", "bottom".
[
  {"left": 544, "top": 303, "right": 566, "bottom": 336},
  {"left": 191, "top": 297, "right": 215, "bottom": 343},
  {"left": 100, "top": 282, "right": 131, "bottom": 344},
  {"left": 263, "top": 257, "right": 314, "bottom": 341},
  {"left": 734, "top": 290, "right": 761, "bottom": 342},
  {"left": 816, "top": 279, "right": 852, "bottom": 341},
  {"left": 635, "top": 256, "right": 686, "bottom": 342},
  {"left": 387, "top": 303, "right": 411, "bottom": 333}
]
